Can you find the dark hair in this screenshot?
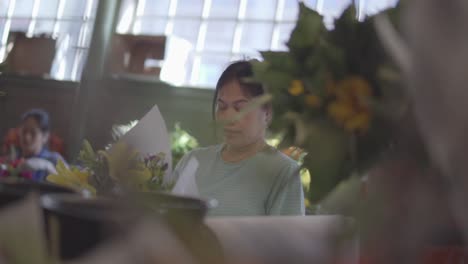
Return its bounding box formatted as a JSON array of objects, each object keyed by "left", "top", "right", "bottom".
[
  {"left": 21, "top": 109, "right": 50, "bottom": 133},
  {"left": 212, "top": 60, "right": 269, "bottom": 119}
]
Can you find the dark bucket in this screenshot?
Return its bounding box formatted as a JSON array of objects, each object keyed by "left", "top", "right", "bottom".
[
  {"left": 40, "top": 192, "right": 218, "bottom": 261},
  {"left": 134, "top": 191, "right": 208, "bottom": 227},
  {"left": 41, "top": 194, "right": 137, "bottom": 260},
  {"left": 0, "top": 179, "right": 74, "bottom": 208},
  {"left": 134, "top": 192, "right": 224, "bottom": 264}
]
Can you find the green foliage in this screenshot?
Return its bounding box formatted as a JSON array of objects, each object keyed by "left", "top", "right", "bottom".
[
  {"left": 75, "top": 140, "right": 172, "bottom": 195},
  {"left": 78, "top": 140, "right": 101, "bottom": 172},
  {"left": 252, "top": 3, "right": 403, "bottom": 204},
  {"left": 170, "top": 123, "right": 199, "bottom": 166},
  {"left": 287, "top": 3, "right": 326, "bottom": 56}
]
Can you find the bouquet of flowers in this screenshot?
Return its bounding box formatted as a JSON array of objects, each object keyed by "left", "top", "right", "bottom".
[
  {"left": 251, "top": 2, "right": 404, "bottom": 203},
  {"left": 47, "top": 105, "right": 174, "bottom": 196},
  {"left": 47, "top": 140, "right": 172, "bottom": 196},
  {"left": 0, "top": 157, "right": 33, "bottom": 180}
]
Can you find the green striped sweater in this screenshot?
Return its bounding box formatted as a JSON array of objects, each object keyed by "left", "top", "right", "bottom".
[{"left": 173, "top": 145, "right": 305, "bottom": 216}]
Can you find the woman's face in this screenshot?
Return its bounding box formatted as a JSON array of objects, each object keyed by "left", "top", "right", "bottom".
[
  {"left": 19, "top": 117, "right": 48, "bottom": 156},
  {"left": 215, "top": 80, "right": 270, "bottom": 149}
]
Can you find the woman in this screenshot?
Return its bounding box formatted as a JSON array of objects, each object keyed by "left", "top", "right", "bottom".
[
  {"left": 17, "top": 109, "right": 66, "bottom": 181},
  {"left": 173, "top": 61, "right": 305, "bottom": 216}
]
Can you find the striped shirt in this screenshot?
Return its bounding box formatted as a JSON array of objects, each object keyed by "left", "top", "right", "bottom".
[{"left": 173, "top": 145, "right": 305, "bottom": 216}]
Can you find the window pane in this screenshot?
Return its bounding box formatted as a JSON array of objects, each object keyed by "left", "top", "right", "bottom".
[
  {"left": 175, "top": 0, "right": 203, "bottom": 17},
  {"left": 0, "top": 18, "right": 6, "bottom": 39},
  {"left": 61, "top": 0, "right": 88, "bottom": 18},
  {"left": 281, "top": 0, "right": 299, "bottom": 21},
  {"left": 0, "top": 44, "right": 6, "bottom": 61},
  {"left": 320, "top": 0, "right": 352, "bottom": 18},
  {"left": 303, "top": 0, "right": 318, "bottom": 9},
  {"left": 197, "top": 54, "right": 231, "bottom": 87},
  {"left": 117, "top": 0, "right": 136, "bottom": 33},
  {"left": 13, "top": 0, "right": 34, "bottom": 17},
  {"left": 37, "top": 0, "right": 60, "bottom": 18},
  {"left": 245, "top": 0, "right": 277, "bottom": 20},
  {"left": 134, "top": 18, "right": 167, "bottom": 35},
  {"left": 209, "top": 0, "right": 239, "bottom": 18},
  {"left": 239, "top": 22, "right": 273, "bottom": 53},
  {"left": 89, "top": 0, "right": 99, "bottom": 18},
  {"left": 275, "top": 22, "right": 295, "bottom": 50},
  {"left": 0, "top": 19, "right": 7, "bottom": 55},
  {"left": 231, "top": 52, "right": 261, "bottom": 62},
  {"left": 363, "top": 0, "right": 398, "bottom": 16},
  {"left": 172, "top": 19, "right": 200, "bottom": 44},
  {"left": 52, "top": 47, "right": 77, "bottom": 80},
  {"left": 142, "top": 0, "right": 171, "bottom": 16},
  {"left": 9, "top": 18, "right": 30, "bottom": 32},
  {"left": 77, "top": 22, "right": 94, "bottom": 47},
  {"left": 33, "top": 19, "right": 55, "bottom": 35},
  {"left": 160, "top": 36, "right": 193, "bottom": 85},
  {"left": 0, "top": 1, "right": 10, "bottom": 16},
  {"left": 204, "top": 21, "right": 235, "bottom": 52},
  {"left": 71, "top": 49, "right": 88, "bottom": 80},
  {"left": 55, "top": 21, "right": 84, "bottom": 47}
]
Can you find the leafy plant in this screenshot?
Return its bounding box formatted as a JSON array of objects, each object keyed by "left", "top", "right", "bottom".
[
  {"left": 170, "top": 123, "right": 199, "bottom": 166},
  {"left": 48, "top": 140, "right": 172, "bottom": 195},
  {"left": 252, "top": 3, "right": 404, "bottom": 203}
]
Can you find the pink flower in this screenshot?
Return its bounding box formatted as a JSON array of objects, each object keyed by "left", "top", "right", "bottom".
[
  {"left": 0, "top": 170, "right": 9, "bottom": 177},
  {"left": 19, "top": 171, "right": 32, "bottom": 180},
  {"left": 11, "top": 159, "right": 24, "bottom": 168}
]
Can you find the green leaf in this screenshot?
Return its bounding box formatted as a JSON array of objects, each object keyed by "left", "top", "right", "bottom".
[
  {"left": 287, "top": 2, "right": 324, "bottom": 52},
  {"left": 300, "top": 120, "right": 349, "bottom": 203},
  {"left": 78, "top": 140, "right": 99, "bottom": 171},
  {"left": 250, "top": 60, "right": 270, "bottom": 81},
  {"left": 260, "top": 51, "right": 300, "bottom": 74},
  {"left": 251, "top": 61, "right": 294, "bottom": 95},
  {"left": 302, "top": 72, "right": 326, "bottom": 96},
  {"left": 303, "top": 52, "right": 322, "bottom": 74}
]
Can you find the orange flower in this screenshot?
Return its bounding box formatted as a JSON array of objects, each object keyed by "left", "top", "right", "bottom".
[
  {"left": 325, "top": 73, "right": 336, "bottom": 95},
  {"left": 327, "top": 76, "right": 372, "bottom": 133},
  {"left": 344, "top": 112, "right": 371, "bottom": 132},
  {"left": 305, "top": 94, "right": 321, "bottom": 107},
  {"left": 288, "top": 80, "right": 305, "bottom": 96},
  {"left": 328, "top": 101, "right": 356, "bottom": 123}
]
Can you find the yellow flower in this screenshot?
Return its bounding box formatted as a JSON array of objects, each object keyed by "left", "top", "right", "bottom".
[
  {"left": 305, "top": 94, "right": 321, "bottom": 107},
  {"left": 102, "top": 142, "right": 151, "bottom": 182},
  {"left": 327, "top": 101, "right": 356, "bottom": 123},
  {"left": 344, "top": 112, "right": 371, "bottom": 133},
  {"left": 325, "top": 73, "right": 336, "bottom": 95},
  {"left": 335, "top": 76, "right": 372, "bottom": 102},
  {"left": 288, "top": 80, "right": 305, "bottom": 96},
  {"left": 327, "top": 76, "right": 372, "bottom": 133},
  {"left": 102, "top": 142, "right": 152, "bottom": 188},
  {"left": 47, "top": 160, "right": 96, "bottom": 195}
]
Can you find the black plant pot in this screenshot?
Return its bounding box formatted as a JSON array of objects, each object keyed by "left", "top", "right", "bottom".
[
  {"left": 41, "top": 194, "right": 137, "bottom": 260},
  {"left": 40, "top": 192, "right": 224, "bottom": 263},
  {"left": 0, "top": 179, "right": 74, "bottom": 208},
  {"left": 134, "top": 192, "right": 225, "bottom": 263},
  {"left": 134, "top": 191, "right": 207, "bottom": 226}
]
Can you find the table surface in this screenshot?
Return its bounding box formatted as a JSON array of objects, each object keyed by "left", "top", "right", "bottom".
[{"left": 205, "top": 215, "right": 358, "bottom": 264}]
